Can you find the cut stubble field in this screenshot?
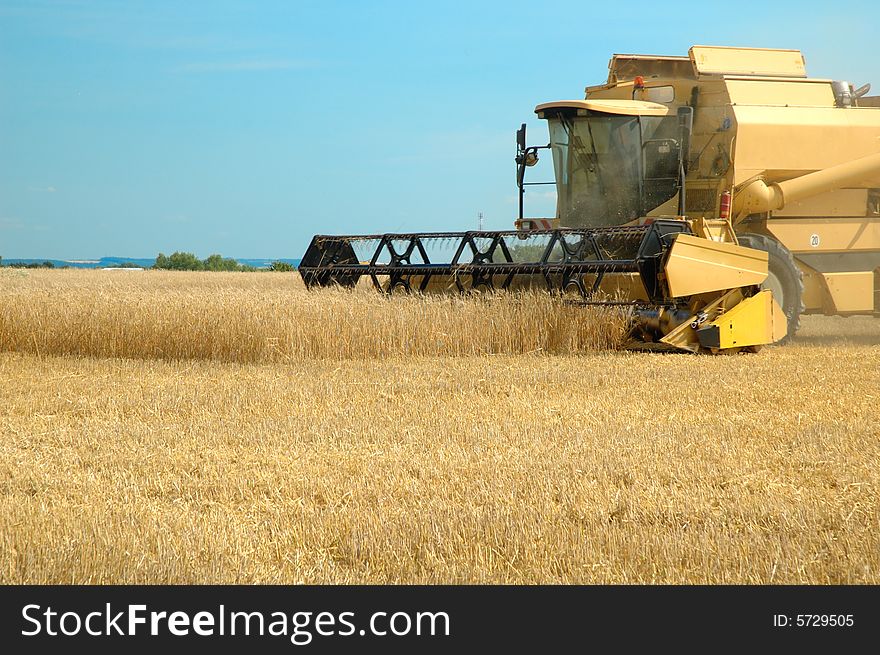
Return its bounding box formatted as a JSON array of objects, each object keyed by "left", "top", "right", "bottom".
[{"left": 1, "top": 269, "right": 878, "bottom": 583}]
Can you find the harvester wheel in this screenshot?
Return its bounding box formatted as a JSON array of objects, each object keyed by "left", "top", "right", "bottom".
[{"left": 736, "top": 233, "right": 805, "bottom": 341}]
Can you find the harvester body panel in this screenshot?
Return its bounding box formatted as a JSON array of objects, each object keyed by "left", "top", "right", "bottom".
[{"left": 582, "top": 45, "right": 880, "bottom": 322}]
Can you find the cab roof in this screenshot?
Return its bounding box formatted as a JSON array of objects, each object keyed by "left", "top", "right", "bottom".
[{"left": 535, "top": 99, "right": 671, "bottom": 117}]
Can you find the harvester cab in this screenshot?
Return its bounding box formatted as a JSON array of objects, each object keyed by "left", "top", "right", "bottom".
[
  {"left": 516, "top": 100, "right": 693, "bottom": 228},
  {"left": 299, "top": 45, "right": 880, "bottom": 353}
]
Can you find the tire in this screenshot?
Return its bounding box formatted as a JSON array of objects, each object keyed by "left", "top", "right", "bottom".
[{"left": 736, "top": 233, "right": 805, "bottom": 341}]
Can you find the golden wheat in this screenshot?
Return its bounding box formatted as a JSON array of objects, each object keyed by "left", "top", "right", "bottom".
[
  {"left": 0, "top": 269, "right": 629, "bottom": 362},
  {"left": 0, "top": 269, "right": 878, "bottom": 584}
]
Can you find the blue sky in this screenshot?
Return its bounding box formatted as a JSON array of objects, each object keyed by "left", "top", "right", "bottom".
[{"left": 0, "top": 0, "right": 876, "bottom": 259}]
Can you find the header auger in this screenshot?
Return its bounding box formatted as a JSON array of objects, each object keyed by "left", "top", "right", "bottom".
[{"left": 300, "top": 45, "right": 880, "bottom": 353}]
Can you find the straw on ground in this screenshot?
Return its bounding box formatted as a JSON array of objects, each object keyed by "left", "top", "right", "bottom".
[{"left": 0, "top": 269, "right": 877, "bottom": 583}]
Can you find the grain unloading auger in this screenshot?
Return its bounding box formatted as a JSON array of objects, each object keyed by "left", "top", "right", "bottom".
[{"left": 300, "top": 45, "right": 880, "bottom": 353}]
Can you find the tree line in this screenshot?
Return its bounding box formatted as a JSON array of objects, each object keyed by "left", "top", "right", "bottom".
[
  {"left": 153, "top": 252, "right": 294, "bottom": 272},
  {"left": 0, "top": 254, "right": 295, "bottom": 271}
]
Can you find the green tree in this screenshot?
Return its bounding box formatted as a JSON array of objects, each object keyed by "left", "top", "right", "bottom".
[
  {"left": 153, "top": 251, "right": 203, "bottom": 270},
  {"left": 269, "top": 260, "right": 294, "bottom": 272},
  {"left": 169, "top": 252, "right": 203, "bottom": 270},
  {"left": 203, "top": 253, "right": 242, "bottom": 272},
  {"left": 8, "top": 261, "right": 54, "bottom": 268},
  {"left": 151, "top": 251, "right": 261, "bottom": 272}
]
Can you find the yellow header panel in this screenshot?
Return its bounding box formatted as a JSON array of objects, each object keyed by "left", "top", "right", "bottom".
[
  {"left": 690, "top": 46, "right": 806, "bottom": 77},
  {"left": 664, "top": 234, "right": 768, "bottom": 297}
]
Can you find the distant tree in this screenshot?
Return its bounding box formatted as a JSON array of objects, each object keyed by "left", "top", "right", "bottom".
[
  {"left": 203, "top": 253, "right": 242, "bottom": 272},
  {"left": 508, "top": 243, "right": 547, "bottom": 262},
  {"left": 269, "top": 260, "right": 295, "bottom": 272},
  {"left": 10, "top": 261, "right": 55, "bottom": 269},
  {"left": 153, "top": 251, "right": 203, "bottom": 271},
  {"left": 117, "top": 261, "right": 140, "bottom": 268},
  {"left": 151, "top": 251, "right": 260, "bottom": 272},
  {"left": 170, "top": 252, "right": 203, "bottom": 270}
]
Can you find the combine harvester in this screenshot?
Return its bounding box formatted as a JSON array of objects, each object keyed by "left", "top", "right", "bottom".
[{"left": 300, "top": 46, "right": 880, "bottom": 353}]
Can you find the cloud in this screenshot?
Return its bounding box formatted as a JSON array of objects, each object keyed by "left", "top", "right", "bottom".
[
  {"left": 27, "top": 185, "right": 57, "bottom": 193},
  {"left": 175, "top": 59, "right": 316, "bottom": 73}
]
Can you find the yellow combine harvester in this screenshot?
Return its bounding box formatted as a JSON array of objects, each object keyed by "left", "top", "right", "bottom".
[{"left": 300, "top": 46, "right": 880, "bottom": 353}]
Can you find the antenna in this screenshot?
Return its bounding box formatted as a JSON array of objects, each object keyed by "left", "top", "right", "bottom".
[{"left": 478, "top": 212, "right": 484, "bottom": 231}]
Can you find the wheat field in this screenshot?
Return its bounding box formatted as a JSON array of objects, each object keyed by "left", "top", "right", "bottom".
[
  {"left": 0, "top": 268, "right": 629, "bottom": 361},
  {"left": 1, "top": 269, "right": 878, "bottom": 583}
]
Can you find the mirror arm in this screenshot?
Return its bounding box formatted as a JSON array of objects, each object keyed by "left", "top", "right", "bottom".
[
  {"left": 677, "top": 160, "right": 687, "bottom": 216},
  {"left": 676, "top": 106, "right": 694, "bottom": 216},
  {"left": 516, "top": 116, "right": 552, "bottom": 221},
  {"left": 517, "top": 145, "right": 552, "bottom": 221}
]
